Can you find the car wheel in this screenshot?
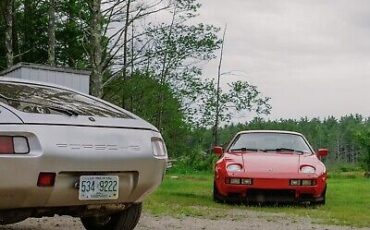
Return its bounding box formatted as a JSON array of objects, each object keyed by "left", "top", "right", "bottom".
[
  {"left": 81, "top": 203, "right": 142, "bottom": 230},
  {"left": 213, "top": 182, "right": 225, "bottom": 203}
]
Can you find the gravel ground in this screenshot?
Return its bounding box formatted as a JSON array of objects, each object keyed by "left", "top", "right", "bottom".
[{"left": 1, "top": 210, "right": 369, "bottom": 230}]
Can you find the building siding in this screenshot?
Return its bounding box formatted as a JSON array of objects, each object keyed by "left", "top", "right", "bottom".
[{"left": 0, "top": 63, "right": 90, "bottom": 94}]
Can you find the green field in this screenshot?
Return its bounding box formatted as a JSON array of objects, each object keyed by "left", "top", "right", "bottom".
[{"left": 144, "top": 171, "right": 370, "bottom": 227}]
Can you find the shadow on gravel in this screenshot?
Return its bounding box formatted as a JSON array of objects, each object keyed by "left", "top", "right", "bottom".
[
  {"left": 0, "top": 227, "right": 35, "bottom": 230},
  {"left": 224, "top": 201, "right": 320, "bottom": 209}
]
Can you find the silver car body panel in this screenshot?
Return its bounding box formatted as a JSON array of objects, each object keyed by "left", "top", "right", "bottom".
[{"left": 0, "top": 106, "right": 22, "bottom": 124}]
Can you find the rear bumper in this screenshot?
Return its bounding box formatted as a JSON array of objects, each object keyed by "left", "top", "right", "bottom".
[
  {"left": 0, "top": 125, "right": 167, "bottom": 210},
  {"left": 0, "top": 168, "right": 165, "bottom": 209}
]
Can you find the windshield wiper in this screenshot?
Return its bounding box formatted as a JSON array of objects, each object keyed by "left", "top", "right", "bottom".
[
  {"left": 0, "top": 93, "right": 78, "bottom": 116},
  {"left": 261, "top": 148, "right": 304, "bottom": 154},
  {"left": 45, "top": 105, "right": 79, "bottom": 116},
  {"left": 230, "top": 148, "right": 259, "bottom": 152}
]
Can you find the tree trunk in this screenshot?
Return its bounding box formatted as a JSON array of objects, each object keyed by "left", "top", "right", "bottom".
[
  {"left": 66, "top": 0, "right": 76, "bottom": 67},
  {"left": 12, "top": 0, "right": 19, "bottom": 63},
  {"left": 156, "top": 5, "right": 177, "bottom": 130},
  {"left": 23, "top": 0, "right": 33, "bottom": 61},
  {"left": 213, "top": 25, "right": 227, "bottom": 146},
  {"left": 48, "top": 0, "right": 56, "bottom": 66},
  {"left": 5, "top": 0, "right": 13, "bottom": 67},
  {"left": 89, "top": 0, "right": 103, "bottom": 98},
  {"left": 121, "top": 0, "right": 131, "bottom": 108}
]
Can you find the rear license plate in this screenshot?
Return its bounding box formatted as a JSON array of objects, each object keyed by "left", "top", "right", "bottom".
[{"left": 79, "top": 175, "right": 119, "bottom": 200}]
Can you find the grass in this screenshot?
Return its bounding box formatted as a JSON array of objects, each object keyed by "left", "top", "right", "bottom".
[{"left": 144, "top": 170, "right": 370, "bottom": 227}]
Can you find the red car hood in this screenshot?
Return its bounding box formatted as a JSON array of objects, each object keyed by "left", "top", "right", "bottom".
[{"left": 242, "top": 152, "right": 301, "bottom": 174}]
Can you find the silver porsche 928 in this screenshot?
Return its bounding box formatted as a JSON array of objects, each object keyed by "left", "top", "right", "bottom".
[{"left": 0, "top": 77, "right": 167, "bottom": 230}]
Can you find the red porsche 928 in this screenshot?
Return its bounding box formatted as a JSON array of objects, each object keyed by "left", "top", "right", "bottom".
[{"left": 213, "top": 130, "right": 328, "bottom": 204}]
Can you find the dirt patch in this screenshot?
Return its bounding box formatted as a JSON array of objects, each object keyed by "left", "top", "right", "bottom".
[{"left": 1, "top": 211, "right": 368, "bottom": 230}]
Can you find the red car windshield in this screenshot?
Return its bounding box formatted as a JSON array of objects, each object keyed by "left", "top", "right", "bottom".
[{"left": 229, "top": 133, "right": 313, "bottom": 154}]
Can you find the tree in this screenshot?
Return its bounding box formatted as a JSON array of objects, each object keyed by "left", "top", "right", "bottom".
[
  {"left": 22, "top": 0, "right": 49, "bottom": 63},
  {"left": 3, "top": 0, "right": 13, "bottom": 67},
  {"left": 87, "top": 0, "right": 171, "bottom": 97},
  {"left": 56, "top": 0, "right": 90, "bottom": 68},
  {"left": 214, "top": 25, "right": 226, "bottom": 146},
  {"left": 47, "top": 0, "right": 56, "bottom": 65},
  {"left": 354, "top": 125, "right": 370, "bottom": 176},
  {"left": 103, "top": 71, "right": 191, "bottom": 157},
  {"left": 88, "top": 0, "right": 103, "bottom": 97},
  {"left": 194, "top": 79, "right": 271, "bottom": 130},
  {"left": 143, "top": 0, "right": 221, "bottom": 130}
]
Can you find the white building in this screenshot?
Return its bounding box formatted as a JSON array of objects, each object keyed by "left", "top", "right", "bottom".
[{"left": 0, "top": 63, "right": 91, "bottom": 94}]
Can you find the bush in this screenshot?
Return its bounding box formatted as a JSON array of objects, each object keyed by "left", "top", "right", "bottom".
[
  {"left": 354, "top": 129, "right": 370, "bottom": 174},
  {"left": 171, "top": 147, "right": 217, "bottom": 172}
]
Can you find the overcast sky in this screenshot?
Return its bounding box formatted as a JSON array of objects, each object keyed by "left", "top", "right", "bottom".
[{"left": 196, "top": 0, "right": 370, "bottom": 120}]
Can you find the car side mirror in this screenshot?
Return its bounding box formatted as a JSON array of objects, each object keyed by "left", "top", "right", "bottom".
[
  {"left": 317, "top": 148, "right": 328, "bottom": 158},
  {"left": 213, "top": 146, "right": 223, "bottom": 157}
]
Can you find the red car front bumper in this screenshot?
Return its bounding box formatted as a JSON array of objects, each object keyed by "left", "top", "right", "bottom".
[{"left": 215, "top": 172, "right": 327, "bottom": 203}]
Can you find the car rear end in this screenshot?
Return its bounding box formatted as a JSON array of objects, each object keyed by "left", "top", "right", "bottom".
[
  {"left": 0, "top": 79, "right": 167, "bottom": 222},
  {"left": 0, "top": 125, "right": 166, "bottom": 210}
]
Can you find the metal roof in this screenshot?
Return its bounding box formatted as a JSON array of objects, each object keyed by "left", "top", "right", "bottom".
[
  {"left": 0, "top": 77, "right": 89, "bottom": 95},
  {"left": 0, "top": 62, "right": 90, "bottom": 76}
]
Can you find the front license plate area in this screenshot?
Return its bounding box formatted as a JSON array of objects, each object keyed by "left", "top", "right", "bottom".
[{"left": 79, "top": 175, "right": 119, "bottom": 200}]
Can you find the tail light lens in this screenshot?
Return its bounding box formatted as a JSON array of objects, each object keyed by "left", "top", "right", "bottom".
[
  {"left": 151, "top": 137, "right": 167, "bottom": 159},
  {"left": 0, "top": 136, "right": 29, "bottom": 154},
  {"left": 0, "top": 136, "right": 14, "bottom": 154}
]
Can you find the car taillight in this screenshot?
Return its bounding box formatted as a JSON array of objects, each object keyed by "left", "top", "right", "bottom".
[
  {"left": 151, "top": 137, "right": 167, "bottom": 159},
  {"left": 0, "top": 136, "right": 14, "bottom": 154},
  {"left": 0, "top": 136, "right": 29, "bottom": 154}
]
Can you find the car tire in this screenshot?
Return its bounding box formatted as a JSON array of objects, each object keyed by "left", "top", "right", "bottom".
[
  {"left": 213, "top": 182, "right": 225, "bottom": 203},
  {"left": 81, "top": 203, "right": 142, "bottom": 230}
]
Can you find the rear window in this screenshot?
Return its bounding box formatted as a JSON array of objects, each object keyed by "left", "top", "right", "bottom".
[{"left": 0, "top": 82, "right": 131, "bottom": 118}]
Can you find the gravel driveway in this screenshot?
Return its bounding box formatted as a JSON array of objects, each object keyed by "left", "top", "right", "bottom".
[{"left": 1, "top": 209, "right": 369, "bottom": 230}]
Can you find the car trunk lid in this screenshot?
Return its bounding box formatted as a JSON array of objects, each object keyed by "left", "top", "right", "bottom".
[{"left": 6, "top": 111, "right": 157, "bottom": 131}]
